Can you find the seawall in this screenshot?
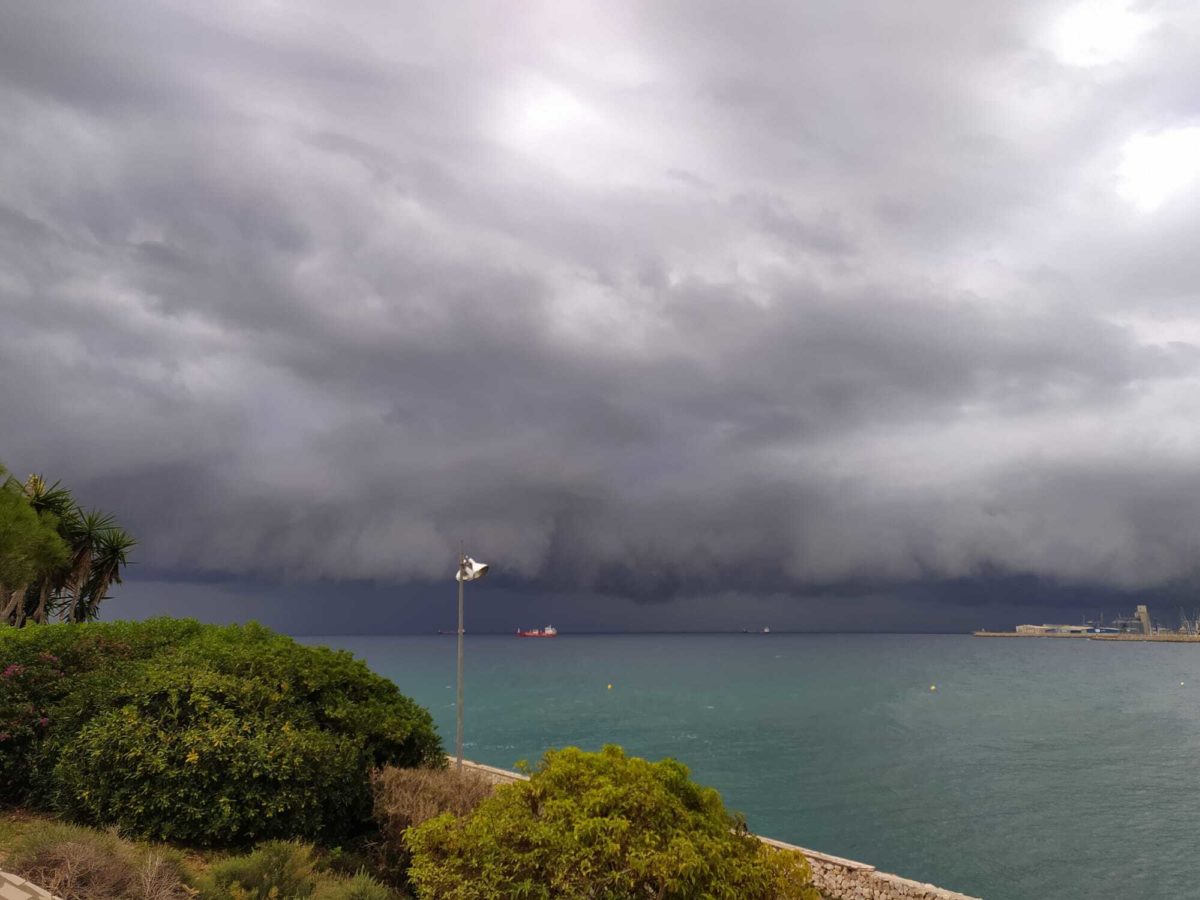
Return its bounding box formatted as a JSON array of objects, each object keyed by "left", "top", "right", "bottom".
[
  {"left": 974, "top": 630, "right": 1200, "bottom": 642},
  {"left": 454, "top": 758, "right": 983, "bottom": 900}
]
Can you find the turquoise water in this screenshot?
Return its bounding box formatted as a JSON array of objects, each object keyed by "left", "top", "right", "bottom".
[{"left": 303, "top": 634, "right": 1200, "bottom": 900}]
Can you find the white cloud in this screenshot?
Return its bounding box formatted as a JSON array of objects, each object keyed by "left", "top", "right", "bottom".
[
  {"left": 1116, "top": 127, "right": 1200, "bottom": 212},
  {"left": 1050, "top": 0, "right": 1154, "bottom": 67}
]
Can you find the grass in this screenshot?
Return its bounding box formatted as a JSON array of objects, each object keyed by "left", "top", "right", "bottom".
[
  {"left": 0, "top": 809, "right": 409, "bottom": 900},
  {"left": 1, "top": 808, "right": 44, "bottom": 865},
  {"left": 4, "top": 819, "right": 193, "bottom": 900}
]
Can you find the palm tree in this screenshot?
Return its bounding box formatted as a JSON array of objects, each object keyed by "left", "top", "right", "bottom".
[
  {"left": 1, "top": 469, "right": 136, "bottom": 626},
  {"left": 74, "top": 528, "right": 136, "bottom": 622},
  {"left": 23, "top": 474, "right": 76, "bottom": 521},
  {"left": 60, "top": 509, "right": 116, "bottom": 622}
]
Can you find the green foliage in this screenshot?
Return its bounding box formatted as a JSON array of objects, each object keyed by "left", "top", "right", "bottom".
[
  {"left": 0, "top": 464, "right": 135, "bottom": 626},
  {"left": 406, "top": 745, "right": 820, "bottom": 900},
  {"left": 200, "top": 841, "right": 319, "bottom": 899},
  {"left": 0, "top": 469, "right": 69, "bottom": 610},
  {"left": 56, "top": 669, "right": 364, "bottom": 844},
  {"left": 0, "top": 619, "right": 444, "bottom": 846},
  {"left": 312, "top": 872, "right": 397, "bottom": 900},
  {"left": 199, "top": 842, "right": 401, "bottom": 900},
  {"left": 0, "top": 650, "right": 64, "bottom": 799},
  {"left": 0, "top": 618, "right": 209, "bottom": 803}
]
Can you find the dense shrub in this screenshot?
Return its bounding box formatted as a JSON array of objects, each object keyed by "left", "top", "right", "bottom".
[
  {"left": 198, "top": 841, "right": 400, "bottom": 900},
  {"left": 0, "top": 619, "right": 443, "bottom": 845},
  {"left": 371, "top": 766, "right": 495, "bottom": 883},
  {"left": 200, "top": 840, "right": 319, "bottom": 899},
  {"left": 55, "top": 669, "right": 365, "bottom": 844},
  {"left": 312, "top": 872, "right": 396, "bottom": 900},
  {"left": 406, "top": 745, "right": 820, "bottom": 900},
  {"left": 0, "top": 651, "right": 64, "bottom": 798},
  {"left": 8, "top": 821, "right": 193, "bottom": 900},
  {"left": 0, "top": 618, "right": 211, "bottom": 803}
]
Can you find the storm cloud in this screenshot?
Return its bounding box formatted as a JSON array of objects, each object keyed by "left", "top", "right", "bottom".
[{"left": 3, "top": 0, "right": 1200, "bottom": 614}]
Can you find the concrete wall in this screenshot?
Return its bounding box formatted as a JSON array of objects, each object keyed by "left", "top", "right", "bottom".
[
  {"left": 0, "top": 871, "right": 60, "bottom": 900},
  {"left": 454, "top": 758, "right": 983, "bottom": 900}
]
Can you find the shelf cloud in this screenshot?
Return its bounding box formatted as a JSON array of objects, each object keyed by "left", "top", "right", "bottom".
[{"left": 3, "top": 0, "right": 1200, "bottom": 610}]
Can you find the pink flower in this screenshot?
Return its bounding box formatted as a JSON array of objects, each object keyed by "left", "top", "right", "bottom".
[
  {"left": 38, "top": 717, "right": 49, "bottom": 728},
  {"left": 2, "top": 664, "right": 24, "bottom": 678},
  {"left": 0, "top": 733, "right": 10, "bottom": 742}
]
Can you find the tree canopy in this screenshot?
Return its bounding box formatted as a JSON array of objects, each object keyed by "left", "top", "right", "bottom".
[{"left": 0, "top": 464, "right": 135, "bottom": 626}]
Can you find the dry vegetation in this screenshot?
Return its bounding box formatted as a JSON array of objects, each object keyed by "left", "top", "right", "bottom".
[
  {"left": 370, "top": 766, "right": 495, "bottom": 883},
  {"left": 7, "top": 822, "right": 193, "bottom": 900},
  {"left": 372, "top": 766, "right": 495, "bottom": 835}
]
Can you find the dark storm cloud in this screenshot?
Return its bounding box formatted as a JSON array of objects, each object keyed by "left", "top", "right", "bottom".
[{"left": 3, "top": 0, "right": 1200, "bottom": 606}]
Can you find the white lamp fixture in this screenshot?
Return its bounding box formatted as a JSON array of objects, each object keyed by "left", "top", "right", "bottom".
[{"left": 454, "top": 553, "right": 489, "bottom": 768}]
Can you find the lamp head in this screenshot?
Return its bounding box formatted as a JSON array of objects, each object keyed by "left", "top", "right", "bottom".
[{"left": 456, "top": 556, "right": 490, "bottom": 582}]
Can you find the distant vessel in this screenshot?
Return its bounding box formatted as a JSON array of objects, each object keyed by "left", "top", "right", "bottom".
[
  {"left": 762, "top": 626, "right": 770, "bottom": 634},
  {"left": 517, "top": 625, "right": 558, "bottom": 638}
]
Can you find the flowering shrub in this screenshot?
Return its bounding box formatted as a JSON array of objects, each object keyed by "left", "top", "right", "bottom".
[{"left": 0, "top": 651, "right": 62, "bottom": 797}]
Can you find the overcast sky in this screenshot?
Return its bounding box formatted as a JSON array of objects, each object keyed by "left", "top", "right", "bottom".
[{"left": 3, "top": 0, "right": 1200, "bottom": 632}]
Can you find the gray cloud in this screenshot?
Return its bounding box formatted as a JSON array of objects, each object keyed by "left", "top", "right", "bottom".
[{"left": 3, "top": 0, "right": 1200, "bottom": 610}]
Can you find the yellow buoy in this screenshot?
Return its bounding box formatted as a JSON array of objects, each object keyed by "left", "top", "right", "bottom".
[
  {"left": 930, "top": 685, "right": 937, "bottom": 692},
  {"left": 607, "top": 684, "right": 613, "bottom": 690}
]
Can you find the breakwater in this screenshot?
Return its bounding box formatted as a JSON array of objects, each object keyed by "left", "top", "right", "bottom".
[
  {"left": 455, "top": 758, "right": 982, "bottom": 900},
  {"left": 974, "top": 631, "right": 1200, "bottom": 642}
]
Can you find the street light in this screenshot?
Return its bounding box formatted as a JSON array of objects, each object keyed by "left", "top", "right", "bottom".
[{"left": 454, "top": 553, "right": 489, "bottom": 769}]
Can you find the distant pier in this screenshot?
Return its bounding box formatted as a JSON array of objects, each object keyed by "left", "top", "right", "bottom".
[
  {"left": 974, "top": 603, "right": 1200, "bottom": 641},
  {"left": 973, "top": 630, "right": 1200, "bottom": 643}
]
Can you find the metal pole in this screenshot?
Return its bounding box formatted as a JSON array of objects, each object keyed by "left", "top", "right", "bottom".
[{"left": 456, "top": 561, "right": 464, "bottom": 770}]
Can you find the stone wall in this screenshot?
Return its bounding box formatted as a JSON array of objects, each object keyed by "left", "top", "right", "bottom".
[
  {"left": 759, "top": 835, "right": 981, "bottom": 900},
  {"left": 454, "top": 758, "right": 983, "bottom": 900}
]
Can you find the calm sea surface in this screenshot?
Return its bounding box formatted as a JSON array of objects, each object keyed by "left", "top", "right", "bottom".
[{"left": 301, "top": 633, "right": 1200, "bottom": 900}]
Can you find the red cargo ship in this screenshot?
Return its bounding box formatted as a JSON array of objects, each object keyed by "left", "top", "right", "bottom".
[{"left": 516, "top": 625, "right": 558, "bottom": 638}]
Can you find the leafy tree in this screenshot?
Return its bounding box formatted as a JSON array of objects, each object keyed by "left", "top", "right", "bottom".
[
  {"left": 406, "top": 745, "right": 821, "bottom": 900},
  {"left": 0, "top": 468, "right": 69, "bottom": 626},
  {"left": 0, "top": 465, "right": 136, "bottom": 626}
]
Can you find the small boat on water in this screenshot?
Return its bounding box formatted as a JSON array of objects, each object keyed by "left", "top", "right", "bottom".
[{"left": 517, "top": 625, "right": 558, "bottom": 638}]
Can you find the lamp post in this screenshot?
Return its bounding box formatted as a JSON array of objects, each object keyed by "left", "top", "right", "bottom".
[{"left": 455, "top": 554, "right": 489, "bottom": 769}]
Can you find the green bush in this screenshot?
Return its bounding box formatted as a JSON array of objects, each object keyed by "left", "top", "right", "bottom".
[
  {"left": 55, "top": 669, "right": 365, "bottom": 844},
  {"left": 199, "top": 842, "right": 400, "bottom": 900},
  {"left": 1, "top": 618, "right": 211, "bottom": 802},
  {"left": 200, "top": 840, "right": 318, "bottom": 899},
  {"left": 0, "top": 619, "right": 443, "bottom": 845},
  {"left": 312, "top": 872, "right": 396, "bottom": 900},
  {"left": 406, "top": 745, "right": 820, "bottom": 900}
]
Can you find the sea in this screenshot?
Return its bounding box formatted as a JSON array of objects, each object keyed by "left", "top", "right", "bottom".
[{"left": 300, "top": 633, "right": 1200, "bottom": 900}]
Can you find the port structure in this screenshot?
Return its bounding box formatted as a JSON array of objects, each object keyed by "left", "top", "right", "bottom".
[{"left": 975, "top": 604, "right": 1200, "bottom": 642}]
